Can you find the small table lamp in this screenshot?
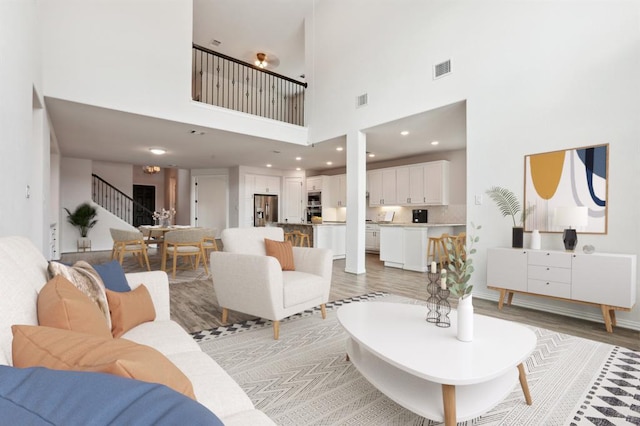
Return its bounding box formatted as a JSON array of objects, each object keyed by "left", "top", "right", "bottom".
[{"left": 554, "top": 206, "right": 588, "bottom": 251}]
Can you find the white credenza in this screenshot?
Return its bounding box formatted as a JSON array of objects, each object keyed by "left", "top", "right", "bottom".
[{"left": 487, "top": 248, "right": 637, "bottom": 333}]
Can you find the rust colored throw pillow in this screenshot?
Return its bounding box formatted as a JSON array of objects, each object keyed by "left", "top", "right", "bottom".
[
  {"left": 11, "top": 325, "right": 196, "bottom": 400},
  {"left": 106, "top": 285, "right": 156, "bottom": 338},
  {"left": 264, "top": 238, "right": 295, "bottom": 271},
  {"left": 37, "top": 275, "right": 112, "bottom": 338}
]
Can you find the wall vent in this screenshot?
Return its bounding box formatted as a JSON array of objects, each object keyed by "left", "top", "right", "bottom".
[
  {"left": 356, "top": 93, "right": 368, "bottom": 108},
  {"left": 433, "top": 59, "right": 452, "bottom": 80}
]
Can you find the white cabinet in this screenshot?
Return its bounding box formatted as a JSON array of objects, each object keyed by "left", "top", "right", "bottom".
[
  {"left": 368, "top": 169, "right": 397, "bottom": 206},
  {"left": 396, "top": 165, "right": 424, "bottom": 205},
  {"left": 571, "top": 253, "right": 636, "bottom": 308},
  {"left": 380, "top": 225, "right": 456, "bottom": 272},
  {"left": 487, "top": 248, "right": 637, "bottom": 332},
  {"left": 313, "top": 224, "right": 346, "bottom": 259},
  {"left": 365, "top": 224, "right": 380, "bottom": 252},
  {"left": 283, "top": 177, "right": 304, "bottom": 223},
  {"left": 379, "top": 226, "right": 404, "bottom": 266},
  {"left": 306, "top": 176, "right": 324, "bottom": 192},
  {"left": 423, "top": 161, "right": 449, "bottom": 205},
  {"left": 328, "top": 174, "right": 347, "bottom": 207},
  {"left": 246, "top": 174, "right": 280, "bottom": 194},
  {"left": 487, "top": 248, "right": 528, "bottom": 292}
]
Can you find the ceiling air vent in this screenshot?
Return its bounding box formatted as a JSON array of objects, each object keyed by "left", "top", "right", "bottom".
[
  {"left": 356, "top": 93, "right": 368, "bottom": 108},
  {"left": 433, "top": 59, "right": 452, "bottom": 80}
]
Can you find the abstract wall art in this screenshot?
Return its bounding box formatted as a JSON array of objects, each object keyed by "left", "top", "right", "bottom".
[{"left": 524, "top": 144, "right": 608, "bottom": 234}]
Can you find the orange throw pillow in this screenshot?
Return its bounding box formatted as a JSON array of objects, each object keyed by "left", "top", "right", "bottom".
[
  {"left": 264, "top": 238, "right": 295, "bottom": 271},
  {"left": 37, "top": 275, "right": 112, "bottom": 338},
  {"left": 11, "top": 325, "right": 196, "bottom": 400},
  {"left": 106, "top": 285, "right": 156, "bottom": 338}
]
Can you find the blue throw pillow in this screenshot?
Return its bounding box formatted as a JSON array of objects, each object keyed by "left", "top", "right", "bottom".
[
  {"left": 93, "top": 260, "right": 131, "bottom": 292},
  {"left": 0, "top": 366, "right": 223, "bottom": 425}
]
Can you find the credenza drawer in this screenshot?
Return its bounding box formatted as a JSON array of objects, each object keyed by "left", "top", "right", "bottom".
[
  {"left": 528, "top": 265, "right": 571, "bottom": 283},
  {"left": 528, "top": 251, "right": 571, "bottom": 268},
  {"left": 528, "top": 279, "right": 571, "bottom": 299}
]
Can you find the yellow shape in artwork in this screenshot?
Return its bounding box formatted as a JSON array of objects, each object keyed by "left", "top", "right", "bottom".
[{"left": 529, "top": 151, "right": 565, "bottom": 200}]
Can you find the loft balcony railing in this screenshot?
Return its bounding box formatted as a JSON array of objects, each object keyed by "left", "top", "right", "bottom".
[{"left": 192, "top": 44, "right": 307, "bottom": 126}]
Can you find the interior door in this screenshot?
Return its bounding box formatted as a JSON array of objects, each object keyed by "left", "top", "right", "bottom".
[
  {"left": 194, "top": 175, "right": 227, "bottom": 238},
  {"left": 133, "top": 185, "right": 155, "bottom": 227}
]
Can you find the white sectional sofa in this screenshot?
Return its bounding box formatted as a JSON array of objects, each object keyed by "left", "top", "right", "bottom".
[{"left": 0, "top": 236, "right": 274, "bottom": 425}]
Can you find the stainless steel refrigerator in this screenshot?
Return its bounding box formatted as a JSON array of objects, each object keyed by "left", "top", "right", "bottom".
[{"left": 254, "top": 194, "right": 278, "bottom": 227}]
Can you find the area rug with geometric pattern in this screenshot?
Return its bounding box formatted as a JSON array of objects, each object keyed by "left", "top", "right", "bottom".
[{"left": 195, "top": 293, "right": 640, "bottom": 426}]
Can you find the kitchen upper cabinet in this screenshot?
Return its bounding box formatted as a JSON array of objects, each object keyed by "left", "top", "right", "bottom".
[
  {"left": 306, "top": 176, "right": 324, "bottom": 192},
  {"left": 423, "top": 161, "right": 449, "bottom": 205},
  {"left": 329, "top": 174, "right": 347, "bottom": 207},
  {"left": 396, "top": 165, "right": 424, "bottom": 205},
  {"left": 368, "top": 169, "right": 397, "bottom": 206},
  {"left": 246, "top": 174, "right": 280, "bottom": 195}
]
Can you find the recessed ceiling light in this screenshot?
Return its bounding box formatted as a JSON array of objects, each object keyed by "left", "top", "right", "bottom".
[
  {"left": 296, "top": 167, "right": 301, "bottom": 171},
  {"left": 149, "top": 148, "right": 166, "bottom": 155},
  {"left": 401, "top": 131, "right": 410, "bottom": 136},
  {"left": 326, "top": 161, "right": 333, "bottom": 166},
  {"left": 431, "top": 141, "right": 439, "bottom": 145},
  {"left": 295, "top": 157, "right": 302, "bottom": 161},
  {"left": 188, "top": 129, "right": 205, "bottom": 136},
  {"left": 336, "top": 147, "right": 344, "bottom": 151},
  {"left": 368, "top": 153, "right": 376, "bottom": 158},
  {"left": 266, "top": 164, "right": 272, "bottom": 168}
]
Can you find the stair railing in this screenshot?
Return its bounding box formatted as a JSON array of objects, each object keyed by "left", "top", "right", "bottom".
[{"left": 92, "top": 174, "right": 154, "bottom": 225}]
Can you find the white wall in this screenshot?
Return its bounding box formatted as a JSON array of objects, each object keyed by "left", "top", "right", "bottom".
[
  {"left": 309, "top": 1, "right": 640, "bottom": 328},
  {"left": 93, "top": 161, "right": 134, "bottom": 197},
  {"left": 0, "top": 1, "right": 53, "bottom": 255},
  {"left": 40, "top": 0, "right": 308, "bottom": 146}
]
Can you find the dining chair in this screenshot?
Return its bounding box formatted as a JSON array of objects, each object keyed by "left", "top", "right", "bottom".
[
  {"left": 162, "top": 229, "right": 209, "bottom": 278},
  {"left": 109, "top": 228, "right": 151, "bottom": 271},
  {"left": 201, "top": 228, "right": 219, "bottom": 256}
]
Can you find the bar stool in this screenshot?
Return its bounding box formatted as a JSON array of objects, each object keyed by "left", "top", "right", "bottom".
[
  {"left": 427, "top": 234, "right": 450, "bottom": 269},
  {"left": 292, "top": 230, "right": 310, "bottom": 247},
  {"left": 284, "top": 232, "right": 295, "bottom": 244}
]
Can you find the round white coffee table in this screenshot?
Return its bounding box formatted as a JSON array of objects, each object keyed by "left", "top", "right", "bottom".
[{"left": 337, "top": 302, "right": 536, "bottom": 426}]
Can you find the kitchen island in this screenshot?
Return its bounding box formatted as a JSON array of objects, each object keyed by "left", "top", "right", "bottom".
[
  {"left": 276, "top": 222, "right": 347, "bottom": 259},
  {"left": 378, "top": 223, "right": 466, "bottom": 272}
]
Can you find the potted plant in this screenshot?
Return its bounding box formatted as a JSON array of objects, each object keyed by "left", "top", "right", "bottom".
[
  {"left": 445, "top": 223, "right": 480, "bottom": 342},
  {"left": 485, "top": 186, "right": 534, "bottom": 248},
  {"left": 65, "top": 202, "right": 98, "bottom": 250}
]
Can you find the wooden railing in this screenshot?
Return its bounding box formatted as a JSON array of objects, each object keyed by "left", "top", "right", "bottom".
[{"left": 192, "top": 44, "right": 307, "bottom": 126}]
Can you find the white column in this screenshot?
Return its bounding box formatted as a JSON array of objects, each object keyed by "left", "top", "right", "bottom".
[{"left": 345, "top": 130, "right": 366, "bottom": 274}]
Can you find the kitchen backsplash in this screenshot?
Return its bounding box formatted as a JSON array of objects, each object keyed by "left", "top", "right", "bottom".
[{"left": 367, "top": 204, "right": 466, "bottom": 224}]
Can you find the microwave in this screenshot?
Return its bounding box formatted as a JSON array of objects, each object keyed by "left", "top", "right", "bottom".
[{"left": 412, "top": 209, "right": 428, "bottom": 223}]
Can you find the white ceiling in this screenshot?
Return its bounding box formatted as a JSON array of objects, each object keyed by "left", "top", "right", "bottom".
[{"left": 47, "top": 0, "right": 467, "bottom": 173}]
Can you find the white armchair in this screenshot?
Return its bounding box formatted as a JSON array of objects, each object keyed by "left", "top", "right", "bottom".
[{"left": 210, "top": 227, "right": 333, "bottom": 339}]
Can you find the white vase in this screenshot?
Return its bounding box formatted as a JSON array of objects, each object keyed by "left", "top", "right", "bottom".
[
  {"left": 457, "top": 295, "right": 474, "bottom": 342},
  {"left": 530, "top": 229, "right": 541, "bottom": 250}
]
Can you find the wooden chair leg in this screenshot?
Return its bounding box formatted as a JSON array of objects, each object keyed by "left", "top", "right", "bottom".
[
  {"left": 142, "top": 249, "right": 151, "bottom": 271},
  {"left": 201, "top": 246, "right": 209, "bottom": 275},
  {"left": 273, "top": 320, "right": 280, "bottom": 340},
  {"left": 118, "top": 248, "right": 125, "bottom": 266},
  {"left": 221, "top": 308, "right": 228, "bottom": 324},
  {"left": 172, "top": 252, "right": 178, "bottom": 279},
  {"left": 320, "top": 304, "right": 327, "bottom": 319},
  {"left": 161, "top": 243, "right": 168, "bottom": 271}
]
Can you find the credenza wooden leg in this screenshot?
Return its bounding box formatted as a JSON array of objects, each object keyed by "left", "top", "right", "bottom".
[
  {"left": 498, "top": 289, "right": 506, "bottom": 309},
  {"left": 507, "top": 291, "right": 514, "bottom": 306},
  {"left": 221, "top": 308, "right": 228, "bottom": 324},
  {"left": 442, "top": 384, "right": 456, "bottom": 426},
  {"left": 600, "top": 305, "right": 614, "bottom": 333},
  {"left": 517, "top": 363, "right": 532, "bottom": 405}
]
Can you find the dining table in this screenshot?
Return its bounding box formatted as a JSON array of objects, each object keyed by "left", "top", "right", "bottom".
[{"left": 138, "top": 225, "right": 196, "bottom": 269}]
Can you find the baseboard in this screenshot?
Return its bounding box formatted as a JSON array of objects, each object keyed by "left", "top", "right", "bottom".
[{"left": 473, "top": 288, "right": 640, "bottom": 332}]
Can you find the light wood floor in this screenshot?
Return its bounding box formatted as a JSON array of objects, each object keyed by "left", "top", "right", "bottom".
[{"left": 61, "top": 250, "right": 639, "bottom": 350}]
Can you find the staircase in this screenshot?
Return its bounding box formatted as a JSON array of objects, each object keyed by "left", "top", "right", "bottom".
[{"left": 91, "top": 174, "right": 154, "bottom": 226}]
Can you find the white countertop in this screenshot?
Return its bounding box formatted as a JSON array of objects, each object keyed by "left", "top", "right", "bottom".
[{"left": 377, "top": 222, "right": 465, "bottom": 228}]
